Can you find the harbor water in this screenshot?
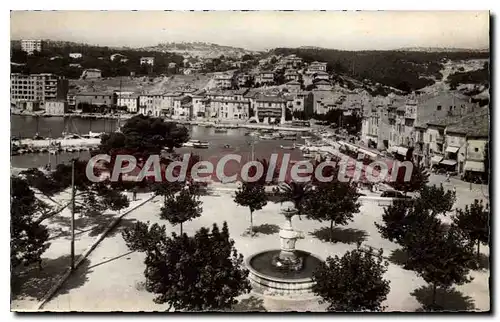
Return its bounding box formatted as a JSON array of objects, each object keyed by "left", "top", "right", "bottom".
[{"left": 11, "top": 115, "right": 307, "bottom": 170}]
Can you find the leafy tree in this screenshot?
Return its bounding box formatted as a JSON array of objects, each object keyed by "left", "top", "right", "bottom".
[
  {"left": 152, "top": 181, "right": 183, "bottom": 207},
  {"left": 389, "top": 161, "right": 429, "bottom": 195},
  {"left": 122, "top": 221, "right": 251, "bottom": 311},
  {"left": 404, "top": 224, "right": 475, "bottom": 310},
  {"left": 160, "top": 188, "right": 202, "bottom": 234},
  {"left": 374, "top": 199, "right": 414, "bottom": 245},
  {"left": 275, "top": 181, "right": 312, "bottom": 219},
  {"left": 99, "top": 115, "right": 190, "bottom": 157},
  {"left": 312, "top": 246, "right": 390, "bottom": 312},
  {"left": 234, "top": 182, "right": 268, "bottom": 235},
  {"left": 11, "top": 177, "right": 51, "bottom": 269},
  {"left": 304, "top": 180, "right": 361, "bottom": 241},
  {"left": 19, "top": 168, "right": 62, "bottom": 196},
  {"left": 416, "top": 184, "right": 456, "bottom": 216},
  {"left": 452, "top": 199, "right": 489, "bottom": 261},
  {"left": 46, "top": 159, "right": 130, "bottom": 218},
  {"left": 241, "top": 54, "right": 253, "bottom": 61}
]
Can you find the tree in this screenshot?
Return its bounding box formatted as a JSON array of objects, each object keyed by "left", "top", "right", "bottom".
[
  {"left": 312, "top": 246, "right": 390, "bottom": 312},
  {"left": 389, "top": 162, "right": 429, "bottom": 195},
  {"left": 452, "top": 199, "right": 489, "bottom": 261},
  {"left": 374, "top": 198, "right": 414, "bottom": 245},
  {"left": 160, "top": 188, "right": 202, "bottom": 235},
  {"left": 19, "top": 168, "right": 62, "bottom": 196},
  {"left": 241, "top": 54, "right": 253, "bottom": 61},
  {"left": 122, "top": 221, "right": 251, "bottom": 311},
  {"left": 99, "top": 115, "right": 190, "bottom": 157},
  {"left": 46, "top": 160, "right": 130, "bottom": 218},
  {"left": 11, "top": 177, "right": 51, "bottom": 269},
  {"left": 152, "top": 181, "right": 183, "bottom": 207},
  {"left": 303, "top": 180, "right": 361, "bottom": 241},
  {"left": 404, "top": 224, "right": 475, "bottom": 310},
  {"left": 275, "top": 181, "right": 312, "bottom": 220},
  {"left": 234, "top": 182, "right": 268, "bottom": 235},
  {"left": 416, "top": 184, "right": 456, "bottom": 216}
]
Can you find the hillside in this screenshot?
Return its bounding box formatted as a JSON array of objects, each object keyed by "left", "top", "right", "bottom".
[
  {"left": 396, "top": 47, "right": 489, "bottom": 53},
  {"left": 271, "top": 47, "right": 490, "bottom": 93},
  {"left": 140, "top": 42, "right": 257, "bottom": 59}
]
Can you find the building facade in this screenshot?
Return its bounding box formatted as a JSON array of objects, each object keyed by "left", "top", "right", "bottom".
[
  {"left": 45, "top": 100, "right": 68, "bottom": 115},
  {"left": 75, "top": 93, "right": 114, "bottom": 107},
  {"left": 10, "top": 73, "right": 69, "bottom": 108},
  {"left": 21, "top": 39, "right": 42, "bottom": 54},
  {"left": 140, "top": 57, "right": 155, "bottom": 66},
  {"left": 81, "top": 69, "right": 102, "bottom": 79}
]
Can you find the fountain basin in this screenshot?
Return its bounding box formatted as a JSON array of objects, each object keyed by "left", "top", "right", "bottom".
[{"left": 246, "top": 250, "right": 324, "bottom": 298}]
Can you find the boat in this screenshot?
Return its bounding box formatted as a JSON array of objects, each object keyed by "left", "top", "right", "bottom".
[
  {"left": 301, "top": 136, "right": 312, "bottom": 139},
  {"left": 272, "top": 132, "right": 283, "bottom": 139},
  {"left": 193, "top": 141, "right": 210, "bottom": 149},
  {"left": 214, "top": 128, "right": 228, "bottom": 133},
  {"left": 183, "top": 140, "right": 209, "bottom": 148},
  {"left": 280, "top": 145, "right": 295, "bottom": 150},
  {"left": 303, "top": 153, "right": 316, "bottom": 159},
  {"left": 259, "top": 134, "right": 274, "bottom": 140},
  {"left": 282, "top": 134, "right": 297, "bottom": 140},
  {"left": 223, "top": 144, "right": 231, "bottom": 149}
]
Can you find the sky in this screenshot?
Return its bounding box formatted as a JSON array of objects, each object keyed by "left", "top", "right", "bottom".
[{"left": 10, "top": 11, "right": 490, "bottom": 51}]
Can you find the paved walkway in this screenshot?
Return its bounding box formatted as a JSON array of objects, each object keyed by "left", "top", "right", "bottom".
[{"left": 40, "top": 187, "right": 489, "bottom": 312}]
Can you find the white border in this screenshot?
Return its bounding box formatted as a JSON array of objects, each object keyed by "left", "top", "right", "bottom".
[{"left": 3, "top": 2, "right": 497, "bottom": 321}]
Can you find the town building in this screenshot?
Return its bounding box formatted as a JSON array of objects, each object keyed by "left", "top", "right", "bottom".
[
  {"left": 254, "top": 96, "right": 287, "bottom": 124},
  {"left": 21, "top": 39, "right": 42, "bottom": 54},
  {"left": 81, "top": 69, "right": 102, "bottom": 79},
  {"left": 45, "top": 100, "right": 68, "bottom": 115},
  {"left": 286, "top": 80, "right": 301, "bottom": 92},
  {"left": 116, "top": 93, "right": 139, "bottom": 113},
  {"left": 256, "top": 71, "right": 275, "bottom": 86},
  {"left": 173, "top": 95, "right": 193, "bottom": 119},
  {"left": 312, "top": 71, "right": 330, "bottom": 81},
  {"left": 209, "top": 99, "right": 250, "bottom": 121},
  {"left": 162, "top": 92, "right": 183, "bottom": 116},
  {"left": 74, "top": 92, "right": 114, "bottom": 108},
  {"left": 139, "top": 94, "right": 165, "bottom": 117},
  {"left": 282, "top": 54, "right": 303, "bottom": 68},
  {"left": 306, "top": 61, "right": 328, "bottom": 75},
  {"left": 214, "top": 73, "right": 235, "bottom": 89},
  {"left": 284, "top": 70, "right": 301, "bottom": 82},
  {"left": 69, "top": 53, "right": 83, "bottom": 59},
  {"left": 10, "top": 73, "right": 69, "bottom": 108},
  {"left": 237, "top": 74, "right": 252, "bottom": 87},
  {"left": 140, "top": 57, "right": 155, "bottom": 66},
  {"left": 314, "top": 79, "right": 332, "bottom": 90}
]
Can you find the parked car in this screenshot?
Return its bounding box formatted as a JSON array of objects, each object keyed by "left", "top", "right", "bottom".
[{"left": 381, "top": 190, "right": 412, "bottom": 199}]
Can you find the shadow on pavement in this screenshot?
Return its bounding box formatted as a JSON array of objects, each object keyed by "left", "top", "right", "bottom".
[
  {"left": 232, "top": 296, "right": 267, "bottom": 312},
  {"left": 310, "top": 226, "right": 367, "bottom": 244},
  {"left": 11, "top": 255, "right": 91, "bottom": 301},
  {"left": 252, "top": 224, "right": 280, "bottom": 235},
  {"left": 411, "top": 285, "right": 475, "bottom": 312}
]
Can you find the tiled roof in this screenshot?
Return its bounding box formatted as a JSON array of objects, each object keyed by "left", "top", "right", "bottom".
[{"left": 256, "top": 96, "right": 287, "bottom": 103}]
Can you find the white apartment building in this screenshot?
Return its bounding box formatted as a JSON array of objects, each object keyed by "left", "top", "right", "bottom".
[
  {"left": 117, "top": 93, "right": 139, "bottom": 113},
  {"left": 140, "top": 57, "right": 155, "bottom": 66},
  {"left": 69, "top": 53, "right": 83, "bottom": 59},
  {"left": 10, "top": 73, "right": 69, "bottom": 107},
  {"left": 45, "top": 100, "right": 68, "bottom": 115},
  {"left": 21, "top": 39, "right": 42, "bottom": 55}
]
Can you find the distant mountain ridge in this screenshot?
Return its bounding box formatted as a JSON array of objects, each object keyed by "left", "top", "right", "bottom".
[
  {"left": 396, "top": 47, "right": 489, "bottom": 53},
  {"left": 139, "top": 42, "right": 257, "bottom": 59}
]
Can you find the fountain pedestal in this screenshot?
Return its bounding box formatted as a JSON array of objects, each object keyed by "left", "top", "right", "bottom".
[
  {"left": 271, "top": 207, "right": 305, "bottom": 271},
  {"left": 246, "top": 201, "right": 322, "bottom": 298}
]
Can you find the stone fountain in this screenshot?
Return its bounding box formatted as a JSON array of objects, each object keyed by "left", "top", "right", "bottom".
[{"left": 246, "top": 201, "right": 323, "bottom": 297}]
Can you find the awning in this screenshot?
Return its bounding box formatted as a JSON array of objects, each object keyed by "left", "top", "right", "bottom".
[
  {"left": 431, "top": 155, "right": 443, "bottom": 164},
  {"left": 396, "top": 147, "right": 408, "bottom": 156},
  {"left": 344, "top": 143, "right": 359, "bottom": 152},
  {"left": 446, "top": 146, "right": 460, "bottom": 153},
  {"left": 358, "top": 149, "right": 378, "bottom": 159},
  {"left": 440, "top": 159, "right": 457, "bottom": 166},
  {"left": 464, "top": 161, "right": 485, "bottom": 172}
]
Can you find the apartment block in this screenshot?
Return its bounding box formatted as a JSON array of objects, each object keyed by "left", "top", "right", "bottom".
[
  {"left": 21, "top": 39, "right": 42, "bottom": 55},
  {"left": 10, "top": 73, "right": 68, "bottom": 108}
]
